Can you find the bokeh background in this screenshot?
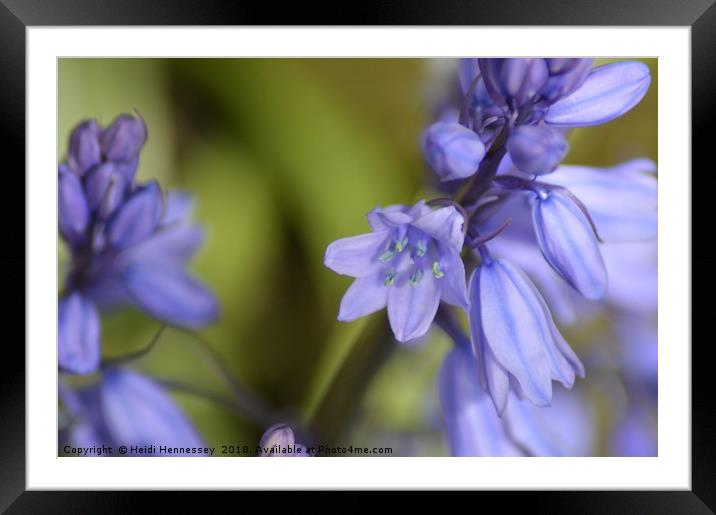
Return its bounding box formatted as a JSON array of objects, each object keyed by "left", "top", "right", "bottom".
[{"left": 58, "top": 58, "right": 657, "bottom": 456}]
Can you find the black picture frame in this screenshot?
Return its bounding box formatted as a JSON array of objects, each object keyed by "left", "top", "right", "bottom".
[{"left": 2, "top": 0, "right": 711, "bottom": 511}]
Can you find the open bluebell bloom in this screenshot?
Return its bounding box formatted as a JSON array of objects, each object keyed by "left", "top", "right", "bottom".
[
  {"left": 468, "top": 257, "right": 585, "bottom": 413},
  {"left": 58, "top": 115, "right": 218, "bottom": 375},
  {"left": 325, "top": 201, "right": 468, "bottom": 343},
  {"left": 60, "top": 368, "right": 204, "bottom": 456},
  {"left": 258, "top": 423, "right": 310, "bottom": 457}
]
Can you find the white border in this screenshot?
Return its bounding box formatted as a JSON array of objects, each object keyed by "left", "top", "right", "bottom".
[{"left": 28, "top": 27, "right": 691, "bottom": 489}]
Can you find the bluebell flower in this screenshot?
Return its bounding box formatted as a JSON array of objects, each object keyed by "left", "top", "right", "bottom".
[
  {"left": 58, "top": 115, "right": 218, "bottom": 375},
  {"left": 468, "top": 256, "right": 584, "bottom": 413},
  {"left": 531, "top": 188, "right": 607, "bottom": 300},
  {"left": 324, "top": 201, "right": 468, "bottom": 342},
  {"left": 258, "top": 423, "right": 310, "bottom": 457},
  {"left": 445, "top": 59, "right": 650, "bottom": 182},
  {"left": 60, "top": 368, "right": 204, "bottom": 456},
  {"left": 439, "top": 347, "right": 522, "bottom": 456},
  {"left": 473, "top": 58, "right": 649, "bottom": 127},
  {"left": 440, "top": 346, "right": 594, "bottom": 456}
]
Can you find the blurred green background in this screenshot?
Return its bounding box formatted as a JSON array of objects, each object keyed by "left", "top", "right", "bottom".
[{"left": 59, "top": 58, "right": 657, "bottom": 456}]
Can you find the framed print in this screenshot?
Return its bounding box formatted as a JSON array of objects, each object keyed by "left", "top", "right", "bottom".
[{"left": 3, "top": 0, "right": 713, "bottom": 511}]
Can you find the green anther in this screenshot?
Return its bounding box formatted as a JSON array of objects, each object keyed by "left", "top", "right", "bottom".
[
  {"left": 379, "top": 250, "right": 395, "bottom": 263},
  {"left": 432, "top": 261, "right": 445, "bottom": 279},
  {"left": 394, "top": 237, "right": 409, "bottom": 253},
  {"left": 409, "top": 268, "right": 424, "bottom": 286},
  {"left": 384, "top": 269, "right": 396, "bottom": 286},
  {"left": 415, "top": 240, "right": 427, "bottom": 257}
]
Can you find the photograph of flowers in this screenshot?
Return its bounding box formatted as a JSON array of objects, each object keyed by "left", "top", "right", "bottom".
[{"left": 57, "top": 58, "right": 657, "bottom": 458}]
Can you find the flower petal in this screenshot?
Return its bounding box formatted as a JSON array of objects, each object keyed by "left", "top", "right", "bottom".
[
  {"left": 504, "top": 388, "right": 595, "bottom": 456},
  {"left": 121, "top": 225, "right": 205, "bottom": 266},
  {"left": 100, "top": 368, "right": 204, "bottom": 454},
  {"left": 474, "top": 259, "right": 554, "bottom": 406},
  {"left": 366, "top": 205, "right": 413, "bottom": 231},
  {"left": 439, "top": 347, "right": 523, "bottom": 456},
  {"left": 100, "top": 113, "right": 148, "bottom": 162},
  {"left": 66, "top": 119, "right": 102, "bottom": 175},
  {"left": 522, "top": 273, "right": 585, "bottom": 383},
  {"left": 107, "top": 181, "right": 163, "bottom": 250},
  {"left": 532, "top": 190, "right": 607, "bottom": 300},
  {"left": 162, "top": 190, "right": 195, "bottom": 226},
  {"left": 324, "top": 231, "right": 389, "bottom": 278},
  {"left": 83, "top": 162, "right": 128, "bottom": 220},
  {"left": 387, "top": 270, "right": 441, "bottom": 342},
  {"left": 337, "top": 274, "right": 388, "bottom": 322},
  {"left": 58, "top": 293, "right": 100, "bottom": 375},
  {"left": 411, "top": 206, "right": 465, "bottom": 253},
  {"left": 438, "top": 246, "right": 469, "bottom": 310},
  {"left": 543, "top": 159, "right": 657, "bottom": 242},
  {"left": 123, "top": 263, "right": 219, "bottom": 327},
  {"left": 545, "top": 61, "right": 651, "bottom": 127},
  {"left": 58, "top": 167, "right": 89, "bottom": 245}
]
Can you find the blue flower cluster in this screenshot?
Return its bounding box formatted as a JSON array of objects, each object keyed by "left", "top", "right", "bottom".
[
  {"left": 58, "top": 114, "right": 219, "bottom": 375},
  {"left": 58, "top": 114, "right": 219, "bottom": 455},
  {"left": 325, "top": 58, "right": 657, "bottom": 454}
]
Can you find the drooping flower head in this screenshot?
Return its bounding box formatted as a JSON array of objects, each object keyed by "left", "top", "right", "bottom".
[
  {"left": 58, "top": 114, "right": 219, "bottom": 375},
  {"left": 324, "top": 201, "right": 468, "bottom": 342},
  {"left": 469, "top": 256, "right": 585, "bottom": 414}
]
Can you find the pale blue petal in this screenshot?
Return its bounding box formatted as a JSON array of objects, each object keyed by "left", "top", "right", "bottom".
[
  {"left": 504, "top": 388, "right": 595, "bottom": 456},
  {"left": 532, "top": 190, "right": 607, "bottom": 300},
  {"left": 337, "top": 274, "right": 388, "bottom": 322},
  {"left": 474, "top": 259, "right": 554, "bottom": 406},
  {"left": 366, "top": 205, "right": 413, "bottom": 231},
  {"left": 438, "top": 246, "right": 469, "bottom": 310},
  {"left": 411, "top": 206, "right": 465, "bottom": 253},
  {"left": 121, "top": 226, "right": 205, "bottom": 266},
  {"left": 602, "top": 241, "right": 658, "bottom": 313},
  {"left": 522, "top": 274, "right": 585, "bottom": 382},
  {"left": 439, "top": 347, "right": 523, "bottom": 456},
  {"left": 543, "top": 159, "right": 657, "bottom": 242},
  {"left": 545, "top": 61, "right": 651, "bottom": 127},
  {"left": 58, "top": 293, "right": 100, "bottom": 375},
  {"left": 107, "top": 181, "right": 162, "bottom": 250},
  {"left": 162, "top": 190, "right": 195, "bottom": 226},
  {"left": 387, "top": 270, "right": 441, "bottom": 342},
  {"left": 324, "top": 231, "right": 389, "bottom": 277},
  {"left": 58, "top": 167, "right": 89, "bottom": 245},
  {"left": 101, "top": 368, "right": 204, "bottom": 454},
  {"left": 123, "top": 263, "right": 219, "bottom": 327}
]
